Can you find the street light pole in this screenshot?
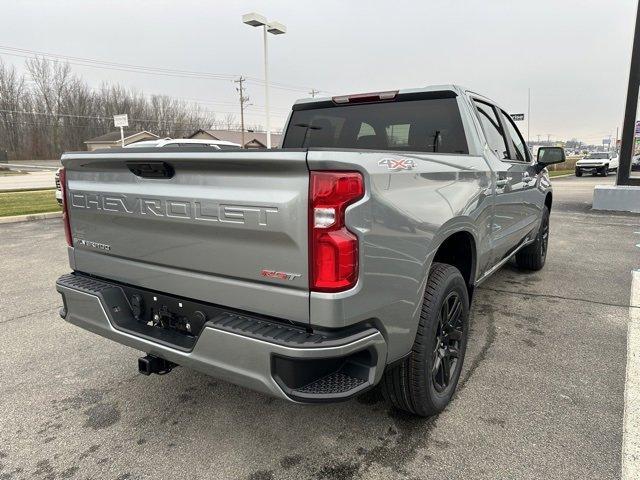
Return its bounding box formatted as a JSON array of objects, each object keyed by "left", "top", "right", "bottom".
[
  {"left": 243, "top": 12, "right": 286, "bottom": 149},
  {"left": 263, "top": 24, "right": 271, "bottom": 148},
  {"left": 527, "top": 88, "right": 531, "bottom": 145}
]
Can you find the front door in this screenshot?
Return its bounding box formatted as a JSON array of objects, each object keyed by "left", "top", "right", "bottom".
[{"left": 472, "top": 100, "right": 538, "bottom": 265}]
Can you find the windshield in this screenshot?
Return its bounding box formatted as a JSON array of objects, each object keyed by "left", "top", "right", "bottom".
[
  {"left": 283, "top": 96, "right": 468, "bottom": 154},
  {"left": 586, "top": 153, "right": 609, "bottom": 159}
]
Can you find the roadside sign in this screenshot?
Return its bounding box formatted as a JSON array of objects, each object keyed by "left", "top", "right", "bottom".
[
  {"left": 603, "top": 138, "right": 611, "bottom": 145},
  {"left": 113, "top": 114, "right": 129, "bottom": 147},
  {"left": 113, "top": 114, "right": 128, "bottom": 128},
  {"left": 510, "top": 113, "right": 525, "bottom": 121}
]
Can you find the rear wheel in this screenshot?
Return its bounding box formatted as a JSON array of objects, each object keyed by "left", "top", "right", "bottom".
[
  {"left": 575, "top": 169, "right": 582, "bottom": 177},
  {"left": 381, "top": 263, "right": 469, "bottom": 417},
  {"left": 515, "top": 206, "right": 549, "bottom": 271}
]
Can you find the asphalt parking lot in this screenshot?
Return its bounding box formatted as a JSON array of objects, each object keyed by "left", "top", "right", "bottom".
[{"left": 1, "top": 175, "right": 638, "bottom": 480}]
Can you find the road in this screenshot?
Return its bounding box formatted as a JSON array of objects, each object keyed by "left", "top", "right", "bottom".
[
  {"left": 0, "top": 175, "right": 638, "bottom": 479},
  {"left": 0, "top": 170, "right": 56, "bottom": 191}
]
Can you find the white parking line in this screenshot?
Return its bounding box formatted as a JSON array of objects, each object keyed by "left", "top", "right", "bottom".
[{"left": 623, "top": 270, "right": 640, "bottom": 479}]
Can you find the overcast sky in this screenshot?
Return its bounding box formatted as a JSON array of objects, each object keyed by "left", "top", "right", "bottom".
[{"left": 2, "top": 0, "right": 637, "bottom": 144}]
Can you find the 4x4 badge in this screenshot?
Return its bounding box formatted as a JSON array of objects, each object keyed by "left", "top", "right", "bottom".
[{"left": 378, "top": 158, "right": 416, "bottom": 171}]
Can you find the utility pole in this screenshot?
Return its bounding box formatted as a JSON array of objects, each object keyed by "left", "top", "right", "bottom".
[
  {"left": 309, "top": 89, "right": 320, "bottom": 98},
  {"left": 234, "top": 76, "right": 250, "bottom": 148},
  {"left": 527, "top": 88, "right": 531, "bottom": 145}
]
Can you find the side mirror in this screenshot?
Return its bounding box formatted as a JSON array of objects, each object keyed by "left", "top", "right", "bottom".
[{"left": 536, "top": 147, "right": 566, "bottom": 173}]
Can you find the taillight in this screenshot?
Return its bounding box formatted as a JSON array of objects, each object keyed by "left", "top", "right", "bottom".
[
  {"left": 309, "top": 171, "right": 364, "bottom": 292},
  {"left": 59, "top": 168, "right": 72, "bottom": 247}
]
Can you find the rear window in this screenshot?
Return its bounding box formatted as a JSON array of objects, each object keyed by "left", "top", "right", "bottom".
[{"left": 283, "top": 97, "right": 468, "bottom": 154}]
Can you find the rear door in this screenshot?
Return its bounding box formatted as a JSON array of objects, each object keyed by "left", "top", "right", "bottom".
[{"left": 63, "top": 149, "right": 310, "bottom": 322}]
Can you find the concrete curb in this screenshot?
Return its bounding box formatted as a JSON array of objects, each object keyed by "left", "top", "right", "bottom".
[
  {"left": 549, "top": 173, "right": 574, "bottom": 179},
  {"left": 623, "top": 270, "right": 640, "bottom": 479},
  {"left": 0, "top": 211, "right": 62, "bottom": 224}
]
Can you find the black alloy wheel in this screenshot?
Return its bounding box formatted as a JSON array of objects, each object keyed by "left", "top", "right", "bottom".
[
  {"left": 515, "top": 205, "right": 550, "bottom": 271},
  {"left": 380, "top": 262, "right": 470, "bottom": 417},
  {"left": 539, "top": 210, "right": 549, "bottom": 263},
  {"left": 432, "top": 291, "right": 464, "bottom": 393}
]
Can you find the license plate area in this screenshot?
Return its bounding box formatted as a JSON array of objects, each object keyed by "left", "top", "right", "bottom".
[{"left": 119, "top": 285, "right": 225, "bottom": 340}]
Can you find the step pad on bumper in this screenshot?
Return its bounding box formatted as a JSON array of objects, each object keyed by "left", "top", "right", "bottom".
[{"left": 295, "top": 372, "right": 367, "bottom": 395}]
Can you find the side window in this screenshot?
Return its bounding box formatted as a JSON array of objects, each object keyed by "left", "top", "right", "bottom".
[
  {"left": 500, "top": 111, "right": 529, "bottom": 162},
  {"left": 356, "top": 123, "right": 375, "bottom": 139},
  {"left": 473, "top": 100, "right": 509, "bottom": 159},
  {"left": 385, "top": 124, "right": 410, "bottom": 148}
]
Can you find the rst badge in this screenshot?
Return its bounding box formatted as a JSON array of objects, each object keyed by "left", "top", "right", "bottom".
[
  {"left": 378, "top": 158, "right": 416, "bottom": 171},
  {"left": 260, "top": 269, "right": 301, "bottom": 281}
]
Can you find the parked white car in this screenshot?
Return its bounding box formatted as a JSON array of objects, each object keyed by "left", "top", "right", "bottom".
[
  {"left": 55, "top": 168, "right": 62, "bottom": 205},
  {"left": 575, "top": 152, "right": 619, "bottom": 177},
  {"left": 157, "top": 138, "right": 241, "bottom": 149},
  {"left": 125, "top": 138, "right": 242, "bottom": 150},
  {"left": 122, "top": 139, "right": 163, "bottom": 148}
]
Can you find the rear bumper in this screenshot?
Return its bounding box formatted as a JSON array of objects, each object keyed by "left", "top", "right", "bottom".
[{"left": 56, "top": 273, "right": 387, "bottom": 403}]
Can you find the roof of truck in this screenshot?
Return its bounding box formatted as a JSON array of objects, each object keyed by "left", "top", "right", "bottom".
[
  {"left": 293, "top": 84, "right": 466, "bottom": 107},
  {"left": 293, "top": 84, "right": 502, "bottom": 112}
]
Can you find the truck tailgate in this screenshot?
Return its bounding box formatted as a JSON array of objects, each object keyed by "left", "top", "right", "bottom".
[{"left": 62, "top": 150, "right": 310, "bottom": 322}]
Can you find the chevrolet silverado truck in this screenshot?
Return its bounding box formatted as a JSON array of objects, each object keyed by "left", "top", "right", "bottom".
[{"left": 56, "top": 85, "right": 564, "bottom": 416}]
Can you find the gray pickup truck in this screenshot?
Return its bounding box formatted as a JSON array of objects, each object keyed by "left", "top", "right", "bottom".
[{"left": 56, "top": 85, "right": 564, "bottom": 416}]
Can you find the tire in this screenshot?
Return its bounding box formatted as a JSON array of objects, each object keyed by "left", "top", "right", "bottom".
[
  {"left": 515, "top": 206, "right": 550, "bottom": 271},
  {"left": 601, "top": 165, "right": 609, "bottom": 177},
  {"left": 381, "top": 263, "right": 469, "bottom": 417},
  {"left": 575, "top": 169, "right": 582, "bottom": 177}
]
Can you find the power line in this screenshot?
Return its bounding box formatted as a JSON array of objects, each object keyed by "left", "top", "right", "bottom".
[
  {"left": 131, "top": 90, "right": 291, "bottom": 114},
  {"left": 0, "top": 45, "right": 330, "bottom": 94},
  {"left": 0, "top": 109, "right": 283, "bottom": 133},
  {"left": 0, "top": 108, "right": 211, "bottom": 125}
]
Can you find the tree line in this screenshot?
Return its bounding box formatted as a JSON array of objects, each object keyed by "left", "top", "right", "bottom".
[{"left": 0, "top": 58, "right": 249, "bottom": 160}]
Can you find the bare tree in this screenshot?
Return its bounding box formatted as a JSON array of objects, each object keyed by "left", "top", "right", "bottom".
[
  {"left": 0, "top": 58, "right": 217, "bottom": 160},
  {"left": 223, "top": 113, "right": 237, "bottom": 130},
  {"left": 0, "top": 60, "right": 27, "bottom": 157}
]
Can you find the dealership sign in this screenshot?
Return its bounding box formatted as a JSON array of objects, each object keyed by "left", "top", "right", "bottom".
[
  {"left": 510, "top": 113, "right": 525, "bottom": 121},
  {"left": 113, "top": 114, "right": 129, "bottom": 147}
]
